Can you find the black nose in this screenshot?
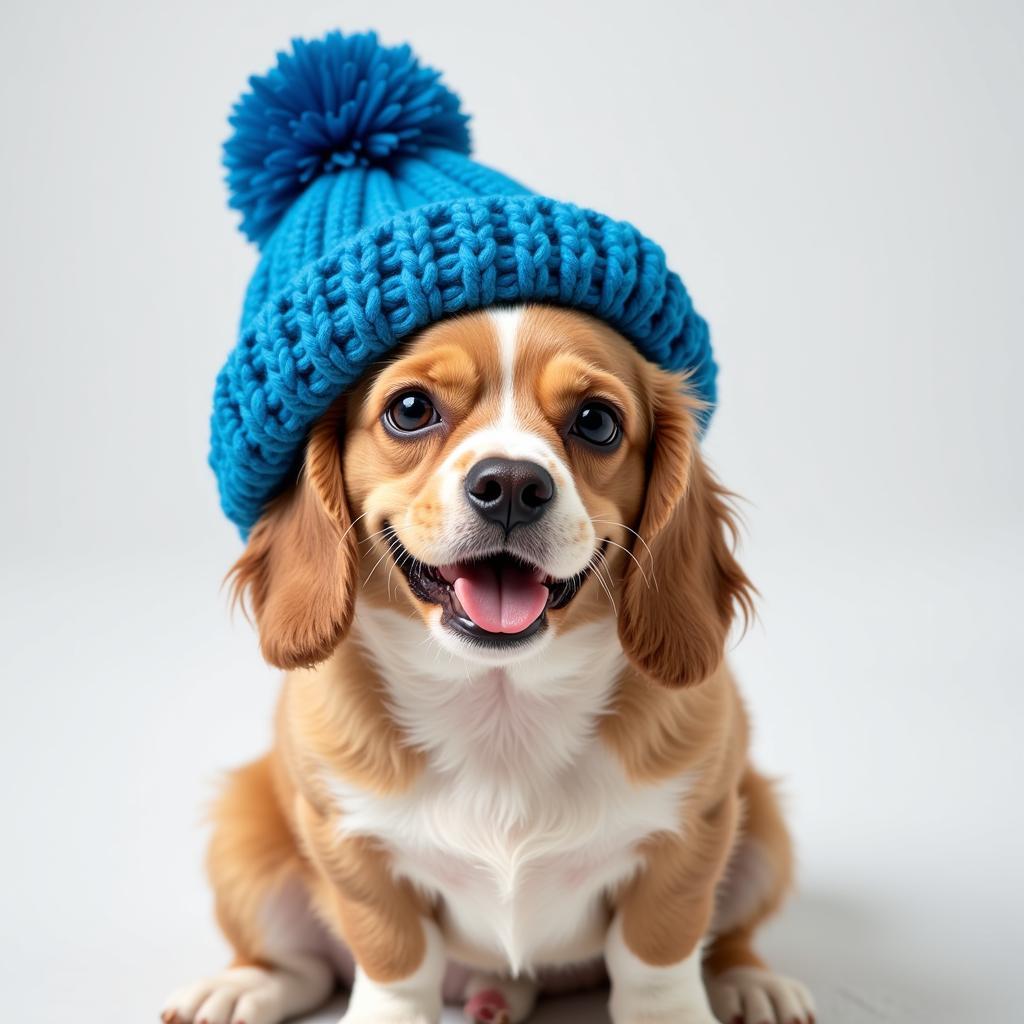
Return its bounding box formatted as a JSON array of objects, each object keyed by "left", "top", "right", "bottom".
[{"left": 464, "top": 458, "right": 555, "bottom": 533}]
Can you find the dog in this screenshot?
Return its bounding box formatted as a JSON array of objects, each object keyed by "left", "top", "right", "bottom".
[{"left": 163, "top": 305, "right": 814, "bottom": 1024}]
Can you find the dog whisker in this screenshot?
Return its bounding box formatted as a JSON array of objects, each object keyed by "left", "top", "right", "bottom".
[
  {"left": 386, "top": 532, "right": 414, "bottom": 600},
  {"left": 390, "top": 546, "right": 419, "bottom": 602},
  {"left": 592, "top": 559, "right": 618, "bottom": 616},
  {"left": 598, "top": 536, "right": 656, "bottom": 590},
  {"left": 589, "top": 517, "right": 657, "bottom": 572},
  {"left": 364, "top": 528, "right": 402, "bottom": 588},
  {"left": 587, "top": 548, "right": 618, "bottom": 617},
  {"left": 338, "top": 510, "right": 370, "bottom": 546},
  {"left": 358, "top": 524, "right": 397, "bottom": 548},
  {"left": 593, "top": 548, "right": 615, "bottom": 589}
]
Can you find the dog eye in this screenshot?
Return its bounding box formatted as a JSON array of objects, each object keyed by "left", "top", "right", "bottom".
[
  {"left": 385, "top": 391, "right": 439, "bottom": 433},
  {"left": 571, "top": 402, "right": 622, "bottom": 448}
]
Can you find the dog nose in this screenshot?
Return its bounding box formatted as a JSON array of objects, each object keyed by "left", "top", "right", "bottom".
[{"left": 464, "top": 458, "right": 555, "bottom": 533}]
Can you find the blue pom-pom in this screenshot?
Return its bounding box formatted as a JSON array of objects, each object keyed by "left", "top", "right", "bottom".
[{"left": 224, "top": 31, "right": 472, "bottom": 246}]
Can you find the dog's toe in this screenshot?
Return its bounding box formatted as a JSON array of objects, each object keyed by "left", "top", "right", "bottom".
[{"left": 707, "top": 967, "right": 815, "bottom": 1024}]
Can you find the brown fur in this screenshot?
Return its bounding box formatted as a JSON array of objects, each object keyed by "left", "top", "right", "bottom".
[
  {"left": 205, "top": 745, "right": 430, "bottom": 985},
  {"left": 206, "top": 752, "right": 300, "bottom": 959},
  {"left": 199, "top": 306, "right": 795, "bottom": 1010},
  {"left": 703, "top": 768, "right": 795, "bottom": 977},
  {"left": 617, "top": 367, "right": 755, "bottom": 687},
  {"left": 228, "top": 404, "right": 359, "bottom": 669},
  {"left": 298, "top": 800, "right": 434, "bottom": 983}
]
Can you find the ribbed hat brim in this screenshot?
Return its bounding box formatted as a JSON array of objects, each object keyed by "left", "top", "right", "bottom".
[{"left": 210, "top": 192, "right": 715, "bottom": 534}]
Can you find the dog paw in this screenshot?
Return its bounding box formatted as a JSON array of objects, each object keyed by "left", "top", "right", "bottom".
[
  {"left": 162, "top": 960, "right": 332, "bottom": 1024},
  {"left": 611, "top": 1011, "right": 718, "bottom": 1024},
  {"left": 707, "top": 967, "right": 816, "bottom": 1024},
  {"left": 162, "top": 966, "right": 286, "bottom": 1024},
  {"left": 609, "top": 995, "right": 718, "bottom": 1024}
]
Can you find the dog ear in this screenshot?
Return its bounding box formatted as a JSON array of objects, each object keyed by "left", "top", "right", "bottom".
[
  {"left": 617, "top": 371, "right": 755, "bottom": 687},
  {"left": 228, "top": 405, "right": 359, "bottom": 670}
]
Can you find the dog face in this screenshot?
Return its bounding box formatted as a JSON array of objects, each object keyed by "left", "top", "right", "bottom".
[
  {"left": 342, "top": 307, "right": 649, "bottom": 664},
  {"left": 230, "top": 306, "right": 752, "bottom": 686}
]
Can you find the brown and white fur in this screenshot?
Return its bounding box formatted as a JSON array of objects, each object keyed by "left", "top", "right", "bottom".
[{"left": 163, "top": 306, "right": 814, "bottom": 1024}]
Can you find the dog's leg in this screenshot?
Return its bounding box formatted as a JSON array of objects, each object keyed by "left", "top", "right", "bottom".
[
  {"left": 704, "top": 768, "right": 815, "bottom": 1024},
  {"left": 605, "top": 792, "right": 738, "bottom": 1024},
  {"left": 297, "top": 799, "right": 445, "bottom": 1024},
  {"left": 339, "top": 917, "right": 446, "bottom": 1024},
  {"left": 463, "top": 972, "right": 539, "bottom": 1023},
  {"left": 161, "top": 756, "right": 336, "bottom": 1024}
]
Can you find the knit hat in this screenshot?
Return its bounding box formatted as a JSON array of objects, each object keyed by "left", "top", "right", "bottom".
[{"left": 211, "top": 30, "right": 716, "bottom": 533}]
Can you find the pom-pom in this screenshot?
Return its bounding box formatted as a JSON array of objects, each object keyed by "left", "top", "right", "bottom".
[{"left": 224, "top": 31, "right": 471, "bottom": 245}]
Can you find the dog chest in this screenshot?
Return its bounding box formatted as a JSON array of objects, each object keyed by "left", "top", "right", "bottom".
[{"left": 328, "top": 743, "right": 690, "bottom": 972}]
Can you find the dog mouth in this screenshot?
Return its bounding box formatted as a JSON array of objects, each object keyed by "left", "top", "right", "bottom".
[{"left": 385, "top": 526, "right": 601, "bottom": 647}]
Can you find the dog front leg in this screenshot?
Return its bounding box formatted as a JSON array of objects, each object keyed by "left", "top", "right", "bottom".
[
  {"left": 342, "top": 918, "right": 446, "bottom": 1024},
  {"left": 298, "top": 798, "right": 445, "bottom": 1024},
  {"left": 606, "top": 792, "right": 738, "bottom": 1024}
]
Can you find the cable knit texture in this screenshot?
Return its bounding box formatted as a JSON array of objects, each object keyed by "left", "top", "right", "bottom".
[{"left": 212, "top": 31, "right": 716, "bottom": 533}]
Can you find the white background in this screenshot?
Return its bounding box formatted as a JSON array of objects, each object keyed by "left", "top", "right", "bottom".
[{"left": 1, "top": 2, "right": 1021, "bottom": 1021}]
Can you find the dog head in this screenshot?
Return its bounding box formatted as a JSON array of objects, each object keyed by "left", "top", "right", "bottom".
[{"left": 230, "top": 306, "right": 752, "bottom": 687}]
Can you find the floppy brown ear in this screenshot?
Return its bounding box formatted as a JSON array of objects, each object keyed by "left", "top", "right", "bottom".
[
  {"left": 618, "top": 372, "right": 755, "bottom": 687},
  {"left": 228, "top": 405, "right": 359, "bottom": 670}
]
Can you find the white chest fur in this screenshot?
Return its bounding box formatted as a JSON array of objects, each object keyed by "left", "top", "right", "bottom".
[{"left": 324, "top": 606, "right": 692, "bottom": 974}]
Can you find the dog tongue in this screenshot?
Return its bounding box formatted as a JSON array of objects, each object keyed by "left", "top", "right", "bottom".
[{"left": 442, "top": 560, "right": 549, "bottom": 634}]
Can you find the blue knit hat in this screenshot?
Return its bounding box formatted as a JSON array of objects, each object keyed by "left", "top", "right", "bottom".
[{"left": 211, "top": 30, "right": 716, "bottom": 533}]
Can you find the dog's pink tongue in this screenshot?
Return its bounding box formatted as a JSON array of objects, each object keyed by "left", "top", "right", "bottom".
[{"left": 447, "top": 562, "right": 548, "bottom": 634}]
